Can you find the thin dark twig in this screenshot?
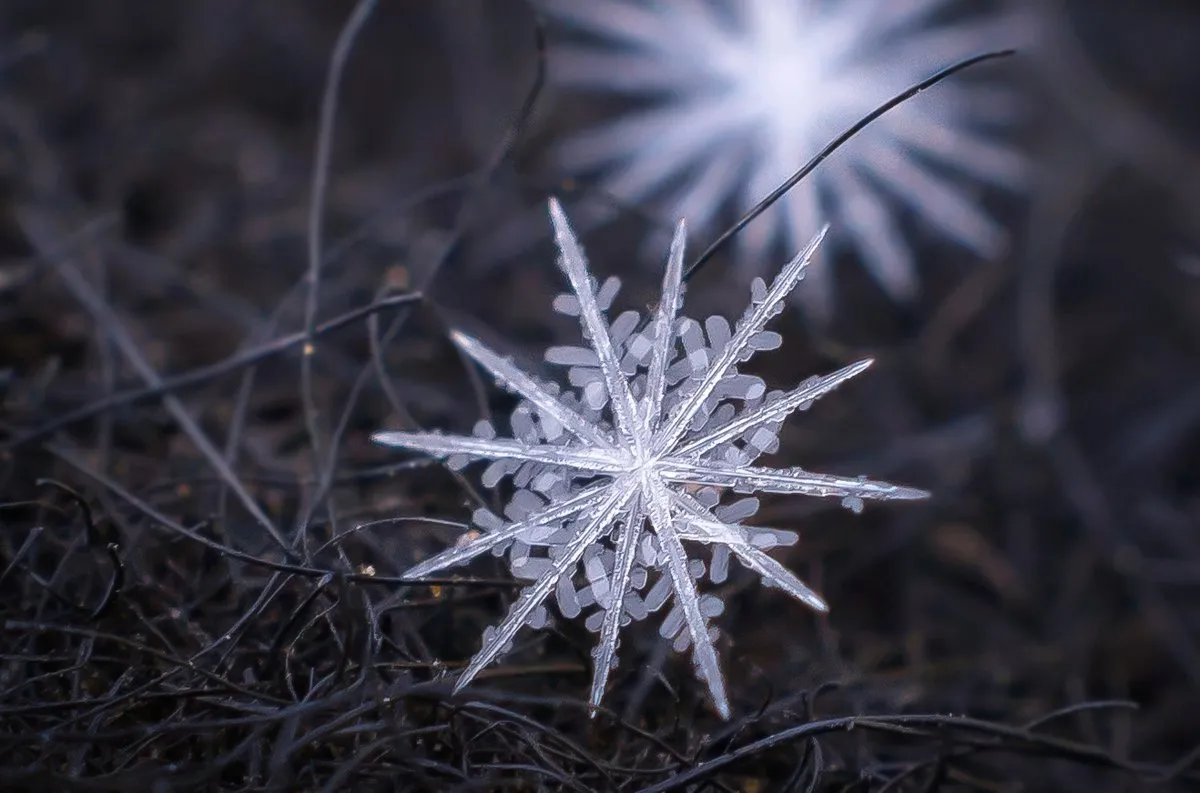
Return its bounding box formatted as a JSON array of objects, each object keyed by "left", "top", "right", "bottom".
[
  {"left": 350, "top": 9, "right": 548, "bottom": 528},
  {"left": 635, "top": 712, "right": 1153, "bottom": 793},
  {"left": 35, "top": 479, "right": 124, "bottom": 619},
  {"left": 261, "top": 572, "right": 336, "bottom": 681},
  {"left": 302, "top": 0, "right": 380, "bottom": 481},
  {"left": 44, "top": 439, "right": 519, "bottom": 589},
  {"left": 292, "top": 7, "right": 548, "bottom": 539},
  {"left": 4, "top": 291, "right": 422, "bottom": 450},
  {"left": 872, "top": 700, "right": 1142, "bottom": 792},
  {"left": 0, "top": 526, "right": 43, "bottom": 588},
  {"left": 1021, "top": 699, "right": 1139, "bottom": 731},
  {"left": 16, "top": 209, "right": 290, "bottom": 549}
]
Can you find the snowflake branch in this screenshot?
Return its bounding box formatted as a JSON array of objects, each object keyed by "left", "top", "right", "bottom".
[
  {"left": 642, "top": 217, "right": 688, "bottom": 432},
  {"left": 646, "top": 479, "right": 729, "bottom": 719},
  {"left": 589, "top": 496, "right": 644, "bottom": 714},
  {"left": 548, "top": 198, "right": 643, "bottom": 446},
  {"left": 404, "top": 483, "right": 611, "bottom": 578},
  {"left": 451, "top": 328, "right": 614, "bottom": 448},
  {"left": 662, "top": 459, "right": 930, "bottom": 501},
  {"left": 372, "top": 430, "right": 626, "bottom": 472},
  {"left": 675, "top": 491, "right": 828, "bottom": 613},
  {"left": 453, "top": 484, "right": 635, "bottom": 693},
  {"left": 675, "top": 358, "right": 874, "bottom": 457},
  {"left": 659, "top": 227, "right": 828, "bottom": 451}
]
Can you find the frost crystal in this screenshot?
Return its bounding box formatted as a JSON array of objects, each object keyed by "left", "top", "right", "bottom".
[
  {"left": 374, "top": 199, "right": 929, "bottom": 718},
  {"left": 538, "top": 0, "right": 1029, "bottom": 313}
]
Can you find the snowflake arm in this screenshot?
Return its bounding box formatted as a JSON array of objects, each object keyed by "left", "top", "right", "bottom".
[
  {"left": 452, "top": 484, "right": 636, "bottom": 695},
  {"left": 450, "top": 329, "right": 615, "bottom": 448},
  {"left": 589, "top": 491, "right": 642, "bottom": 712},
  {"left": 538, "top": 0, "right": 1031, "bottom": 314},
  {"left": 402, "top": 483, "right": 611, "bottom": 579},
  {"left": 674, "top": 358, "right": 875, "bottom": 457},
  {"left": 645, "top": 477, "right": 729, "bottom": 718},
  {"left": 373, "top": 431, "right": 626, "bottom": 472},
  {"left": 659, "top": 226, "right": 828, "bottom": 450},
  {"left": 673, "top": 490, "right": 827, "bottom": 612},
  {"left": 548, "top": 198, "right": 643, "bottom": 446},
  {"left": 642, "top": 217, "right": 688, "bottom": 433},
  {"left": 662, "top": 460, "right": 931, "bottom": 501}
]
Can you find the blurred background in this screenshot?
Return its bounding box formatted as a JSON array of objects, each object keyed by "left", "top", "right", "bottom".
[{"left": 1, "top": 1, "right": 1199, "bottom": 790}]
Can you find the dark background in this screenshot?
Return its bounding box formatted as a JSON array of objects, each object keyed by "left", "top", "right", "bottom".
[{"left": 2, "top": 1, "right": 1199, "bottom": 790}]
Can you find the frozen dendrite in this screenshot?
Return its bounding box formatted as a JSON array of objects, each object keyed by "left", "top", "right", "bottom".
[
  {"left": 537, "top": 0, "right": 1031, "bottom": 315},
  {"left": 375, "top": 199, "right": 929, "bottom": 718}
]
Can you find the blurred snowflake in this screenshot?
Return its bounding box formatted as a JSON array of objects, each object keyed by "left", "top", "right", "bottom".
[
  {"left": 538, "top": 0, "right": 1031, "bottom": 314},
  {"left": 375, "top": 199, "right": 928, "bottom": 718}
]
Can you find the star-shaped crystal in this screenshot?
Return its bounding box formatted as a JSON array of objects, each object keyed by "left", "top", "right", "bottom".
[
  {"left": 537, "top": 0, "right": 1030, "bottom": 314},
  {"left": 374, "top": 199, "right": 928, "bottom": 718}
]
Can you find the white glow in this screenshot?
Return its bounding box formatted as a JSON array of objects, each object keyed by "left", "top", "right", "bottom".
[{"left": 541, "top": 0, "right": 1034, "bottom": 314}]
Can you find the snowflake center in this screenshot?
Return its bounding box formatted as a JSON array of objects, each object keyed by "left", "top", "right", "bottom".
[{"left": 618, "top": 441, "right": 664, "bottom": 478}]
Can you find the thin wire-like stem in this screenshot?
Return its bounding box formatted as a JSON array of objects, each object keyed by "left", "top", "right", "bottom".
[{"left": 684, "top": 49, "right": 1016, "bottom": 282}]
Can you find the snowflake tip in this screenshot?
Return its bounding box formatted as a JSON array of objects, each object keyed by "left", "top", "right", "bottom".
[{"left": 883, "top": 484, "right": 931, "bottom": 501}]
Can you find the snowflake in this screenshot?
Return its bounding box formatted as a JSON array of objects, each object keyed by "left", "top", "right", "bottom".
[
  {"left": 538, "top": 0, "right": 1030, "bottom": 314},
  {"left": 374, "top": 199, "right": 929, "bottom": 718}
]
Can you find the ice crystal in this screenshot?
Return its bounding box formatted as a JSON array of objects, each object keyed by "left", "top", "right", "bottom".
[
  {"left": 538, "top": 0, "right": 1030, "bottom": 314},
  {"left": 374, "top": 199, "right": 929, "bottom": 718}
]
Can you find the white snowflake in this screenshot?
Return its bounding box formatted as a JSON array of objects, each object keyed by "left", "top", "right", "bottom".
[
  {"left": 538, "top": 0, "right": 1030, "bottom": 314},
  {"left": 374, "top": 199, "right": 929, "bottom": 718}
]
